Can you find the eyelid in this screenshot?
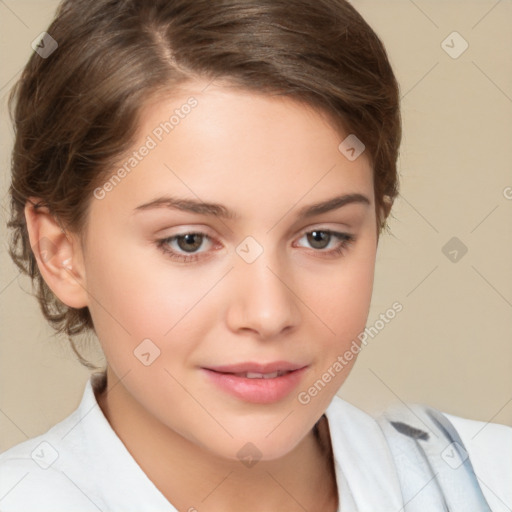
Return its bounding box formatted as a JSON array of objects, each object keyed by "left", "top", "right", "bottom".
[
  {"left": 296, "top": 223, "right": 354, "bottom": 238},
  {"left": 154, "top": 224, "right": 216, "bottom": 237},
  {"left": 293, "top": 227, "right": 355, "bottom": 247},
  {"left": 160, "top": 231, "right": 218, "bottom": 250}
]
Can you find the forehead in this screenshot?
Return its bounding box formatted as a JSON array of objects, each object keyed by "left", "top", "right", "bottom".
[
  {"left": 95, "top": 82, "right": 374, "bottom": 221},
  {"left": 137, "top": 82, "right": 360, "bottom": 160}
]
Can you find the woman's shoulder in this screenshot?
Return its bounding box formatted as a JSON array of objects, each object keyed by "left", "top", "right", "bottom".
[
  {"left": 0, "top": 373, "right": 114, "bottom": 511},
  {"left": 443, "top": 410, "right": 512, "bottom": 451},
  {"left": 443, "top": 411, "right": 512, "bottom": 510},
  {"left": 0, "top": 407, "right": 102, "bottom": 511},
  {"left": 0, "top": 374, "right": 176, "bottom": 512},
  {"left": 326, "top": 395, "right": 511, "bottom": 511}
]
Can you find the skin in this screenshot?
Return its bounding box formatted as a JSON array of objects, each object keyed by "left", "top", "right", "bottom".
[{"left": 25, "top": 80, "right": 379, "bottom": 511}]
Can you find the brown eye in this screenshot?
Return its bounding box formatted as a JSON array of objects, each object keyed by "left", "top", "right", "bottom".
[
  {"left": 306, "top": 230, "right": 331, "bottom": 249},
  {"left": 176, "top": 233, "right": 205, "bottom": 252},
  {"left": 295, "top": 229, "right": 356, "bottom": 258},
  {"left": 157, "top": 231, "right": 219, "bottom": 263}
]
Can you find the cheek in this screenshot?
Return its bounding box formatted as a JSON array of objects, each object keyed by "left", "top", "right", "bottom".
[
  {"left": 308, "top": 244, "right": 376, "bottom": 340},
  {"left": 82, "top": 233, "right": 225, "bottom": 377},
  {"left": 83, "top": 232, "right": 196, "bottom": 334},
  {"left": 300, "top": 238, "right": 376, "bottom": 399},
  {"left": 295, "top": 264, "right": 374, "bottom": 416}
]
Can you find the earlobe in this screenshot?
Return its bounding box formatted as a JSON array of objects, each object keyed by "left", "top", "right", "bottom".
[{"left": 24, "top": 197, "right": 88, "bottom": 309}]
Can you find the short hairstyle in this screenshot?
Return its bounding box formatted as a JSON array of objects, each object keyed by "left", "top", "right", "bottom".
[{"left": 7, "top": 0, "right": 401, "bottom": 368}]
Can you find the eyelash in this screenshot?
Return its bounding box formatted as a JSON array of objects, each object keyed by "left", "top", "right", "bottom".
[{"left": 156, "top": 229, "right": 356, "bottom": 263}]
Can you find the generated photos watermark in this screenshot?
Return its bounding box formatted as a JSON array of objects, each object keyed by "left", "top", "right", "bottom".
[
  {"left": 297, "top": 301, "right": 403, "bottom": 405},
  {"left": 93, "top": 97, "right": 198, "bottom": 200}
]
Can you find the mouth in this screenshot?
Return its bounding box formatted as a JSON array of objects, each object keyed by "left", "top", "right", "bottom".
[
  {"left": 204, "top": 361, "right": 306, "bottom": 374},
  {"left": 226, "top": 370, "right": 292, "bottom": 379},
  {"left": 201, "top": 362, "right": 308, "bottom": 404}
]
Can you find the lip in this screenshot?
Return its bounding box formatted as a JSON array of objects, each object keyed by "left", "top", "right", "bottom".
[
  {"left": 205, "top": 361, "right": 305, "bottom": 374},
  {"left": 201, "top": 361, "right": 309, "bottom": 404}
]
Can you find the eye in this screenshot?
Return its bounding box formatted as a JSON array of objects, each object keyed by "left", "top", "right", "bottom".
[
  {"left": 174, "top": 233, "right": 207, "bottom": 253},
  {"left": 295, "top": 229, "right": 356, "bottom": 257},
  {"left": 156, "top": 232, "right": 216, "bottom": 262},
  {"left": 156, "top": 228, "right": 356, "bottom": 264}
]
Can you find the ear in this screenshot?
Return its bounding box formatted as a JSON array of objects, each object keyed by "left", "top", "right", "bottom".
[{"left": 24, "top": 197, "right": 88, "bottom": 309}]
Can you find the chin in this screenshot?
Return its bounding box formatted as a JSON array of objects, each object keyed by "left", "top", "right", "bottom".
[{"left": 225, "top": 417, "right": 320, "bottom": 464}]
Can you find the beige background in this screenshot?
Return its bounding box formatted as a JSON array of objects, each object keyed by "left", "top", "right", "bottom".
[{"left": 1, "top": 0, "right": 511, "bottom": 453}]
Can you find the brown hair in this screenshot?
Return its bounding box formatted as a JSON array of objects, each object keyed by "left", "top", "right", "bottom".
[{"left": 7, "top": 0, "right": 401, "bottom": 369}]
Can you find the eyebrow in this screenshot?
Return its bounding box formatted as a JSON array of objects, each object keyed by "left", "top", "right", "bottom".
[{"left": 133, "top": 193, "right": 371, "bottom": 219}]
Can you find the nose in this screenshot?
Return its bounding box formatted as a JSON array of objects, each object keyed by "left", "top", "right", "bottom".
[{"left": 225, "top": 254, "right": 301, "bottom": 339}]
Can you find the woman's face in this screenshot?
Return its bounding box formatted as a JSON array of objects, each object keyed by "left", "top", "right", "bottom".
[{"left": 80, "top": 81, "right": 378, "bottom": 461}]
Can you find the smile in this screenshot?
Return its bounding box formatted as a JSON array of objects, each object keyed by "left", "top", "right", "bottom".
[{"left": 202, "top": 362, "right": 308, "bottom": 404}]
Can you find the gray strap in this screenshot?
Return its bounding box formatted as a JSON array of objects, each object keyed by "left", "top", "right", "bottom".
[{"left": 377, "top": 403, "right": 492, "bottom": 511}]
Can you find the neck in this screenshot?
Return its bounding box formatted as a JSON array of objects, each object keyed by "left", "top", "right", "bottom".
[{"left": 95, "top": 368, "right": 338, "bottom": 512}]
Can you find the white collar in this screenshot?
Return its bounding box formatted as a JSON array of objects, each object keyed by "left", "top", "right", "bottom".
[
  {"left": 58, "top": 372, "right": 175, "bottom": 511},
  {"left": 324, "top": 395, "right": 404, "bottom": 511}
]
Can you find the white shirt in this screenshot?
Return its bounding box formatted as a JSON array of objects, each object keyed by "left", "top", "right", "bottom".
[{"left": 0, "top": 373, "right": 510, "bottom": 511}]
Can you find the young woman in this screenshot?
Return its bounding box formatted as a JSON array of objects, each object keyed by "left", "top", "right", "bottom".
[{"left": 1, "top": 0, "right": 510, "bottom": 511}]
